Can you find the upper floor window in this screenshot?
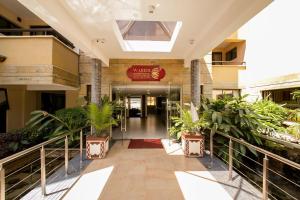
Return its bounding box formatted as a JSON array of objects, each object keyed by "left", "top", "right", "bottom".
[
  {"left": 225, "top": 47, "right": 237, "bottom": 61},
  {"left": 212, "top": 52, "right": 222, "bottom": 65}
]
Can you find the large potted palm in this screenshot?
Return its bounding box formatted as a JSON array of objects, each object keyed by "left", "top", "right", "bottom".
[
  {"left": 86, "top": 102, "right": 117, "bottom": 159},
  {"left": 171, "top": 104, "right": 207, "bottom": 157}
]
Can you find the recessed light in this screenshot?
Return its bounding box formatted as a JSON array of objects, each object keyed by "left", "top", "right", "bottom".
[
  {"left": 148, "top": 4, "right": 160, "bottom": 14},
  {"left": 96, "top": 38, "right": 105, "bottom": 44}
]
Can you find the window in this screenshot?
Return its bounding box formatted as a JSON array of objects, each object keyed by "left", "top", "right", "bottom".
[
  {"left": 0, "top": 16, "right": 21, "bottom": 35},
  {"left": 147, "top": 96, "right": 156, "bottom": 106},
  {"left": 225, "top": 47, "right": 237, "bottom": 61},
  {"left": 212, "top": 52, "right": 222, "bottom": 65},
  {"left": 41, "top": 92, "right": 65, "bottom": 114}
]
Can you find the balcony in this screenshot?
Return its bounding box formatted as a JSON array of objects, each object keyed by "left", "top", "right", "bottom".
[
  {"left": 211, "top": 61, "right": 246, "bottom": 90},
  {"left": 0, "top": 30, "right": 79, "bottom": 89}
]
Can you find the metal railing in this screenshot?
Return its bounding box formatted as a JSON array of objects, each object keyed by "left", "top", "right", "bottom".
[
  {"left": 210, "top": 61, "right": 246, "bottom": 66},
  {"left": 0, "top": 129, "right": 84, "bottom": 200},
  {"left": 209, "top": 130, "right": 300, "bottom": 200},
  {"left": 0, "top": 28, "right": 74, "bottom": 49}
]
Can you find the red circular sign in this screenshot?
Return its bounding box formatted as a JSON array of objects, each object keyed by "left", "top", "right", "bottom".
[{"left": 127, "top": 65, "right": 166, "bottom": 81}]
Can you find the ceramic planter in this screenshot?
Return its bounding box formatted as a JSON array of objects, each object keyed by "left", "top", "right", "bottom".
[
  {"left": 86, "top": 135, "right": 109, "bottom": 159},
  {"left": 182, "top": 132, "right": 205, "bottom": 157}
]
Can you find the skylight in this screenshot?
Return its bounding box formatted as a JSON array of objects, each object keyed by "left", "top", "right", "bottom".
[{"left": 114, "top": 20, "right": 182, "bottom": 52}]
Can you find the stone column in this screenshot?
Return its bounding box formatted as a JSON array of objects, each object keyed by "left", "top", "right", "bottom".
[
  {"left": 91, "top": 59, "right": 101, "bottom": 105},
  {"left": 191, "top": 59, "right": 200, "bottom": 106}
]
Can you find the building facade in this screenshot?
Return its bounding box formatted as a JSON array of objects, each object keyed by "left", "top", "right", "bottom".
[{"left": 0, "top": 1, "right": 261, "bottom": 133}]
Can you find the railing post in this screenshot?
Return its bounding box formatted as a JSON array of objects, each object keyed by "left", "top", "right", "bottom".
[
  {"left": 210, "top": 129, "right": 214, "bottom": 168},
  {"left": 0, "top": 164, "right": 5, "bottom": 200},
  {"left": 65, "top": 136, "right": 69, "bottom": 176},
  {"left": 262, "top": 155, "right": 269, "bottom": 200},
  {"left": 40, "top": 145, "right": 46, "bottom": 196},
  {"left": 80, "top": 130, "right": 83, "bottom": 169},
  {"left": 228, "top": 138, "right": 233, "bottom": 181}
]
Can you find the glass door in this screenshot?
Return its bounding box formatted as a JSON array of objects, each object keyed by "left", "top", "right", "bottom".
[{"left": 167, "top": 84, "right": 181, "bottom": 138}]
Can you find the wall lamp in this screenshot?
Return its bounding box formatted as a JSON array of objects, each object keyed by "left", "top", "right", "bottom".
[{"left": 0, "top": 55, "right": 7, "bottom": 62}]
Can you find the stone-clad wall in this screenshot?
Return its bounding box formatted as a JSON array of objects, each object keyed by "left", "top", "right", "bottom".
[
  {"left": 78, "top": 58, "right": 213, "bottom": 104},
  {"left": 102, "top": 59, "right": 191, "bottom": 103}
]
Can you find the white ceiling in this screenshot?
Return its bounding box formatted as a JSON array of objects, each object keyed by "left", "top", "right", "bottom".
[{"left": 17, "top": 0, "right": 272, "bottom": 66}]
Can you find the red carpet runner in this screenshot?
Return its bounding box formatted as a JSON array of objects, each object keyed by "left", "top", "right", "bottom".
[{"left": 128, "top": 139, "right": 163, "bottom": 149}]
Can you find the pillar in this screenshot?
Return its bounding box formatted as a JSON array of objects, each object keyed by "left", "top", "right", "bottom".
[
  {"left": 91, "top": 59, "right": 101, "bottom": 105},
  {"left": 191, "top": 59, "right": 200, "bottom": 106}
]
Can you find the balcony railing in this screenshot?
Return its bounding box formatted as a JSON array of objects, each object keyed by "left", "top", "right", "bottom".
[
  {"left": 0, "top": 129, "right": 299, "bottom": 199},
  {"left": 0, "top": 28, "right": 74, "bottom": 49},
  {"left": 211, "top": 61, "right": 246, "bottom": 66},
  {"left": 0, "top": 129, "right": 84, "bottom": 200},
  {"left": 209, "top": 130, "right": 300, "bottom": 200}
]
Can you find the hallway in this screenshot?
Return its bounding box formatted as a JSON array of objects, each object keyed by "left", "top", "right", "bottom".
[{"left": 112, "top": 114, "right": 167, "bottom": 139}]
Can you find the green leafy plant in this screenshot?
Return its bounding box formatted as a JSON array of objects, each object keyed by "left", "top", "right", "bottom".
[
  {"left": 252, "top": 99, "right": 288, "bottom": 133},
  {"left": 287, "top": 109, "right": 300, "bottom": 122},
  {"left": 169, "top": 104, "right": 208, "bottom": 140},
  {"left": 287, "top": 123, "right": 300, "bottom": 139},
  {"left": 88, "top": 102, "right": 117, "bottom": 137},
  {"left": 292, "top": 90, "right": 300, "bottom": 100},
  {"left": 27, "top": 107, "right": 88, "bottom": 139},
  {"left": 7, "top": 126, "right": 47, "bottom": 153},
  {"left": 200, "top": 96, "right": 263, "bottom": 166}
]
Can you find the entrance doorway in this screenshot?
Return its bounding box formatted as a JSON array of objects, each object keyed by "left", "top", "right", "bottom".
[
  {"left": 111, "top": 85, "right": 181, "bottom": 139},
  {"left": 0, "top": 89, "right": 9, "bottom": 133}
]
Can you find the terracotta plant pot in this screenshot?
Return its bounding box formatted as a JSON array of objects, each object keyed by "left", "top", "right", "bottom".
[
  {"left": 86, "top": 135, "right": 109, "bottom": 159},
  {"left": 181, "top": 132, "right": 205, "bottom": 157}
]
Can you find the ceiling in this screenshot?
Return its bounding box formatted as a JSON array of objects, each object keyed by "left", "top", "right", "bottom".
[
  {"left": 17, "top": 0, "right": 272, "bottom": 66},
  {"left": 0, "top": 0, "right": 38, "bottom": 20}
]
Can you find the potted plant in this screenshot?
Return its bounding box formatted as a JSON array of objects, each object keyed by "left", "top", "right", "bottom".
[
  {"left": 171, "top": 104, "right": 207, "bottom": 157},
  {"left": 86, "top": 102, "right": 117, "bottom": 159}
]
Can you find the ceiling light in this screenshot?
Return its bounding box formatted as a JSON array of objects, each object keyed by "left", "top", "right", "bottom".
[
  {"left": 189, "top": 39, "right": 195, "bottom": 45},
  {"left": 148, "top": 4, "right": 159, "bottom": 14},
  {"left": 96, "top": 38, "right": 106, "bottom": 44}
]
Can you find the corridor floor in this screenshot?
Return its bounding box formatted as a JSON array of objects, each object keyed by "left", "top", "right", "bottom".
[
  {"left": 112, "top": 114, "right": 167, "bottom": 139},
  {"left": 63, "top": 140, "right": 262, "bottom": 200}
]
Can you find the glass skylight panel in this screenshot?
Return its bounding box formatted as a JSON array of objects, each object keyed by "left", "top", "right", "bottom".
[{"left": 115, "top": 20, "right": 182, "bottom": 52}]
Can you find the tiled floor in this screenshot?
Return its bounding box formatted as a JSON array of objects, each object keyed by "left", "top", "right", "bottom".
[
  {"left": 63, "top": 140, "right": 262, "bottom": 200},
  {"left": 112, "top": 114, "right": 167, "bottom": 139}
]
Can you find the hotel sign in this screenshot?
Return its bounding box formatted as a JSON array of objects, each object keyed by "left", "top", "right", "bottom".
[{"left": 127, "top": 65, "right": 166, "bottom": 81}]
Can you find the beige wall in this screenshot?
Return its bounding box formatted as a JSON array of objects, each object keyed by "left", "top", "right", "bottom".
[
  {"left": 1, "top": 86, "right": 39, "bottom": 131},
  {"left": 103, "top": 59, "right": 192, "bottom": 103},
  {"left": 78, "top": 58, "right": 191, "bottom": 103},
  {"left": 212, "top": 65, "right": 246, "bottom": 89},
  {"left": 0, "top": 37, "right": 52, "bottom": 66},
  {"left": 0, "top": 37, "right": 79, "bottom": 87},
  {"left": 52, "top": 39, "right": 79, "bottom": 75},
  {"left": 65, "top": 90, "right": 80, "bottom": 108}
]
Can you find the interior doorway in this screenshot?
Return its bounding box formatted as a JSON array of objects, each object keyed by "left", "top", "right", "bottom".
[{"left": 111, "top": 84, "right": 181, "bottom": 139}]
